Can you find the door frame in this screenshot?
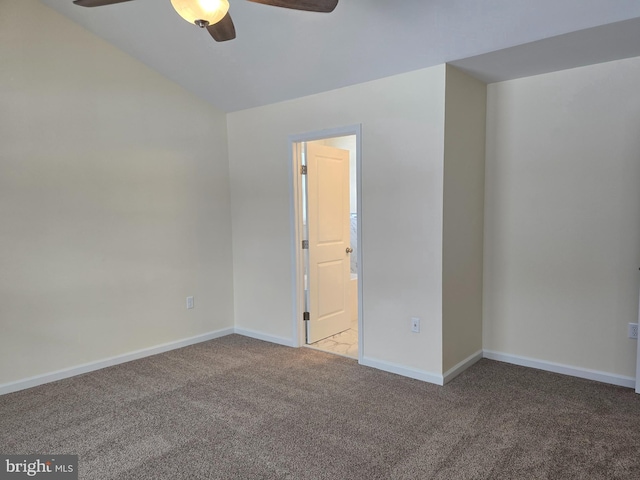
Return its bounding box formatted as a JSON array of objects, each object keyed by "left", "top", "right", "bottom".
[
  {"left": 637, "top": 288, "right": 640, "bottom": 394},
  {"left": 288, "top": 124, "right": 363, "bottom": 363}
]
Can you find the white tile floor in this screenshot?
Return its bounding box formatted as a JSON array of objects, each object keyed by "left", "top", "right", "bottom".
[{"left": 307, "top": 324, "right": 358, "bottom": 359}]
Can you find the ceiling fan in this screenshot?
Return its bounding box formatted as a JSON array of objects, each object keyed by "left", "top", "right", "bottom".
[{"left": 73, "top": 0, "right": 339, "bottom": 42}]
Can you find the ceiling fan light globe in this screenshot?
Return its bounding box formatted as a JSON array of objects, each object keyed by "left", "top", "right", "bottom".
[{"left": 170, "top": 0, "right": 229, "bottom": 26}]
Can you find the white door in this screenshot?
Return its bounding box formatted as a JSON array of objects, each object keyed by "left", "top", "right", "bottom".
[{"left": 305, "top": 143, "right": 352, "bottom": 344}]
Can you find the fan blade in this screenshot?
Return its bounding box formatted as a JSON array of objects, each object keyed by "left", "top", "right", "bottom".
[
  {"left": 73, "top": 0, "right": 135, "bottom": 6},
  {"left": 247, "top": 0, "right": 338, "bottom": 13},
  {"left": 206, "top": 13, "right": 236, "bottom": 42}
]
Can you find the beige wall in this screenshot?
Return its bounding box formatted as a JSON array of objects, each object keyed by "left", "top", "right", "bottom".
[
  {"left": 0, "top": 0, "right": 234, "bottom": 385},
  {"left": 227, "top": 66, "right": 447, "bottom": 376},
  {"left": 484, "top": 56, "right": 640, "bottom": 378},
  {"left": 7, "top": 0, "right": 634, "bottom": 390},
  {"left": 442, "top": 66, "right": 486, "bottom": 372}
]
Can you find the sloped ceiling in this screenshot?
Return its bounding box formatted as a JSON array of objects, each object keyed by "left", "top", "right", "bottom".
[{"left": 39, "top": 0, "right": 640, "bottom": 112}]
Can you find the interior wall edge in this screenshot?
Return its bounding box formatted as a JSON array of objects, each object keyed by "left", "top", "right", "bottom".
[{"left": 443, "top": 349, "right": 483, "bottom": 384}]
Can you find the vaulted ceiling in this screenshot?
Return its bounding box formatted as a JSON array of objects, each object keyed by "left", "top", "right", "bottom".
[{"left": 40, "top": 0, "right": 640, "bottom": 112}]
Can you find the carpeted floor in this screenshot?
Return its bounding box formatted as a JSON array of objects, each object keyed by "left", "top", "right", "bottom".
[{"left": 1, "top": 334, "right": 639, "bottom": 479}]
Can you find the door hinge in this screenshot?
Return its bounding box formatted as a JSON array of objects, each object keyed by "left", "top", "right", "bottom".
[
  {"left": 302, "top": 240, "right": 309, "bottom": 249},
  {"left": 300, "top": 165, "right": 307, "bottom": 175},
  {"left": 303, "top": 311, "right": 310, "bottom": 321}
]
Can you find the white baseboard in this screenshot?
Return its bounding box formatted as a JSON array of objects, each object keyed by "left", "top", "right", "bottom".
[
  {"left": 443, "top": 350, "right": 483, "bottom": 384},
  {"left": 360, "top": 356, "right": 443, "bottom": 385},
  {"left": 233, "top": 327, "right": 295, "bottom": 347},
  {"left": 483, "top": 350, "right": 636, "bottom": 389},
  {"left": 0, "top": 328, "right": 234, "bottom": 396}
]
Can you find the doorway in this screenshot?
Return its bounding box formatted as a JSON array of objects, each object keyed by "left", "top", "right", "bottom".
[{"left": 290, "top": 126, "right": 362, "bottom": 361}]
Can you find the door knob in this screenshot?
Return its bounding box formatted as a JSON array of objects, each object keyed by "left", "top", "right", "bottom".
[{"left": 346, "top": 247, "right": 353, "bottom": 254}]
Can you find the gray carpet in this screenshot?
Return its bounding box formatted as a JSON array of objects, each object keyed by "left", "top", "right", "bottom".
[{"left": 1, "top": 334, "right": 640, "bottom": 479}]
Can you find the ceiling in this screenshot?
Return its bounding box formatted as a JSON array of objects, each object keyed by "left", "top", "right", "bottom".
[{"left": 39, "top": 0, "right": 640, "bottom": 112}]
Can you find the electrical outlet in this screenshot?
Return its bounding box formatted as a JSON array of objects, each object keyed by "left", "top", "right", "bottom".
[
  {"left": 411, "top": 317, "right": 420, "bottom": 333},
  {"left": 629, "top": 323, "right": 638, "bottom": 339},
  {"left": 186, "top": 296, "right": 194, "bottom": 310}
]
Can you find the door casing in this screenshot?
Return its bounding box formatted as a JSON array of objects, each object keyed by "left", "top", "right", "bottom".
[
  {"left": 289, "top": 124, "right": 363, "bottom": 362},
  {"left": 636, "top": 288, "right": 640, "bottom": 394}
]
